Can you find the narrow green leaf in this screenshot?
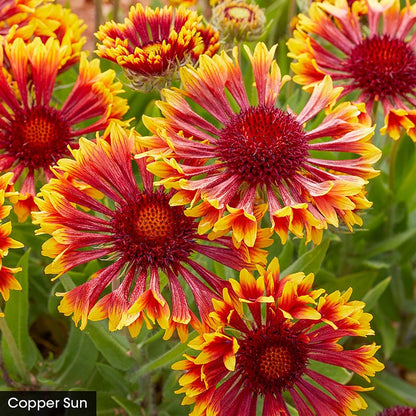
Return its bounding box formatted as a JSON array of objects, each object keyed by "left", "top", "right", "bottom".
[
  {"left": 366, "top": 227, "right": 416, "bottom": 257},
  {"left": 281, "top": 239, "right": 330, "bottom": 277},
  {"left": 53, "top": 325, "right": 98, "bottom": 387},
  {"left": 362, "top": 277, "right": 391, "bottom": 311},
  {"left": 370, "top": 371, "right": 416, "bottom": 407},
  {"left": 85, "top": 321, "right": 135, "bottom": 371},
  {"left": 96, "top": 363, "right": 130, "bottom": 395},
  {"left": 391, "top": 348, "right": 416, "bottom": 371},
  {"left": 134, "top": 337, "right": 194, "bottom": 379},
  {"left": 111, "top": 396, "right": 143, "bottom": 416},
  {"left": 1, "top": 250, "right": 39, "bottom": 377},
  {"left": 308, "top": 361, "right": 352, "bottom": 385}
]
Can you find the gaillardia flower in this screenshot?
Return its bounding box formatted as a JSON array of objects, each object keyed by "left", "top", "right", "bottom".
[
  {"left": 1, "top": 0, "right": 86, "bottom": 71},
  {"left": 0, "top": 172, "right": 23, "bottom": 306},
  {"left": 287, "top": 0, "right": 416, "bottom": 141},
  {"left": 95, "top": 4, "right": 220, "bottom": 93},
  {"left": 0, "top": 0, "right": 43, "bottom": 36},
  {"left": 173, "top": 257, "right": 384, "bottom": 415},
  {"left": 0, "top": 36, "right": 128, "bottom": 221},
  {"left": 33, "top": 124, "right": 270, "bottom": 341},
  {"left": 141, "top": 43, "right": 381, "bottom": 247},
  {"left": 211, "top": 0, "right": 266, "bottom": 46}
]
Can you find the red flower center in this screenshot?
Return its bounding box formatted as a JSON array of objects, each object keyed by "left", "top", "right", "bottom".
[
  {"left": 7, "top": 106, "right": 72, "bottom": 170},
  {"left": 111, "top": 190, "right": 197, "bottom": 268},
  {"left": 236, "top": 325, "right": 308, "bottom": 395},
  {"left": 346, "top": 35, "right": 416, "bottom": 101},
  {"left": 216, "top": 105, "right": 308, "bottom": 186}
]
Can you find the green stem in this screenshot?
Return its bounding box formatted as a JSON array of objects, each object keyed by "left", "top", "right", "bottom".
[
  {"left": 112, "top": 0, "right": 120, "bottom": 23},
  {"left": 94, "top": 0, "right": 104, "bottom": 32},
  {"left": 0, "top": 308, "right": 29, "bottom": 384}
]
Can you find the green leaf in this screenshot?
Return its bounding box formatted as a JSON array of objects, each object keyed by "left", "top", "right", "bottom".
[
  {"left": 370, "top": 371, "right": 416, "bottom": 407},
  {"left": 111, "top": 396, "right": 143, "bottom": 416},
  {"left": 390, "top": 348, "right": 416, "bottom": 371},
  {"left": 281, "top": 238, "right": 330, "bottom": 277},
  {"left": 96, "top": 363, "right": 130, "bottom": 395},
  {"left": 1, "top": 250, "right": 39, "bottom": 378},
  {"left": 307, "top": 361, "right": 352, "bottom": 385},
  {"left": 134, "top": 337, "right": 194, "bottom": 379},
  {"left": 366, "top": 227, "right": 416, "bottom": 257},
  {"left": 362, "top": 277, "right": 391, "bottom": 312},
  {"left": 85, "top": 321, "right": 136, "bottom": 371},
  {"left": 318, "top": 271, "right": 378, "bottom": 300},
  {"left": 53, "top": 325, "right": 98, "bottom": 387}
]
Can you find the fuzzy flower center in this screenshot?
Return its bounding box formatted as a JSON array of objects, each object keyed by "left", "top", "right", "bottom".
[
  {"left": 8, "top": 106, "right": 72, "bottom": 170},
  {"left": 216, "top": 105, "right": 308, "bottom": 186},
  {"left": 111, "top": 190, "right": 197, "bottom": 268},
  {"left": 346, "top": 35, "right": 416, "bottom": 100},
  {"left": 236, "top": 326, "right": 308, "bottom": 395}
]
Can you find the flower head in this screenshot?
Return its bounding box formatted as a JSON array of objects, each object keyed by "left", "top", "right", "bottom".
[
  {"left": 377, "top": 406, "right": 416, "bottom": 416},
  {"left": 95, "top": 4, "right": 220, "bottom": 92},
  {"left": 211, "top": 0, "right": 266, "bottom": 45},
  {"left": 0, "top": 36, "right": 128, "bottom": 222},
  {"left": 1, "top": 0, "right": 86, "bottom": 71},
  {"left": 173, "top": 257, "right": 384, "bottom": 415},
  {"left": 33, "top": 123, "right": 270, "bottom": 341},
  {"left": 141, "top": 42, "right": 380, "bottom": 247},
  {"left": 287, "top": 0, "right": 416, "bottom": 141}
]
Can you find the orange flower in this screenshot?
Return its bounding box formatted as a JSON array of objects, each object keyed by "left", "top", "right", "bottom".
[
  {"left": 95, "top": 4, "right": 219, "bottom": 92},
  {"left": 33, "top": 124, "right": 269, "bottom": 340},
  {"left": 0, "top": 36, "right": 128, "bottom": 222},
  {"left": 288, "top": 0, "right": 416, "bottom": 140},
  {"left": 173, "top": 258, "right": 384, "bottom": 416},
  {"left": 141, "top": 43, "right": 380, "bottom": 246}
]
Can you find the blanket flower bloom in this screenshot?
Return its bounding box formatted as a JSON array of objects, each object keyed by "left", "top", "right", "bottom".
[
  {"left": 0, "top": 172, "right": 23, "bottom": 307},
  {"left": 141, "top": 43, "right": 381, "bottom": 247},
  {"left": 173, "top": 257, "right": 384, "bottom": 415},
  {"left": 0, "top": 36, "right": 128, "bottom": 222},
  {"left": 95, "top": 4, "right": 220, "bottom": 92},
  {"left": 33, "top": 124, "right": 270, "bottom": 341},
  {"left": 1, "top": 0, "right": 86, "bottom": 71},
  {"left": 287, "top": 0, "right": 416, "bottom": 141},
  {"left": 211, "top": 0, "right": 266, "bottom": 45}
]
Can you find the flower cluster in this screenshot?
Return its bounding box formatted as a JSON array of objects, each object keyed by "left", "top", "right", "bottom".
[
  {"left": 33, "top": 123, "right": 271, "bottom": 341},
  {"left": 142, "top": 42, "right": 380, "bottom": 246}
]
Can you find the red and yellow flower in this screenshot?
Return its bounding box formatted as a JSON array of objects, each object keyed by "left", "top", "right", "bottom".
[
  {"left": 95, "top": 4, "right": 220, "bottom": 92},
  {"left": 33, "top": 123, "right": 271, "bottom": 341},
  {"left": 211, "top": 0, "right": 266, "bottom": 45},
  {"left": 0, "top": 36, "right": 128, "bottom": 222},
  {"left": 141, "top": 42, "right": 381, "bottom": 247},
  {"left": 287, "top": 0, "right": 416, "bottom": 141},
  {"left": 1, "top": 0, "right": 86, "bottom": 70},
  {"left": 173, "top": 257, "right": 384, "bottom": 415}
]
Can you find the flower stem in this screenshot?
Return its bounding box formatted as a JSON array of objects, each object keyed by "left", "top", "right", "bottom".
[{"left": 0, "top": 308, "right": 29, "bottom": 384}]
